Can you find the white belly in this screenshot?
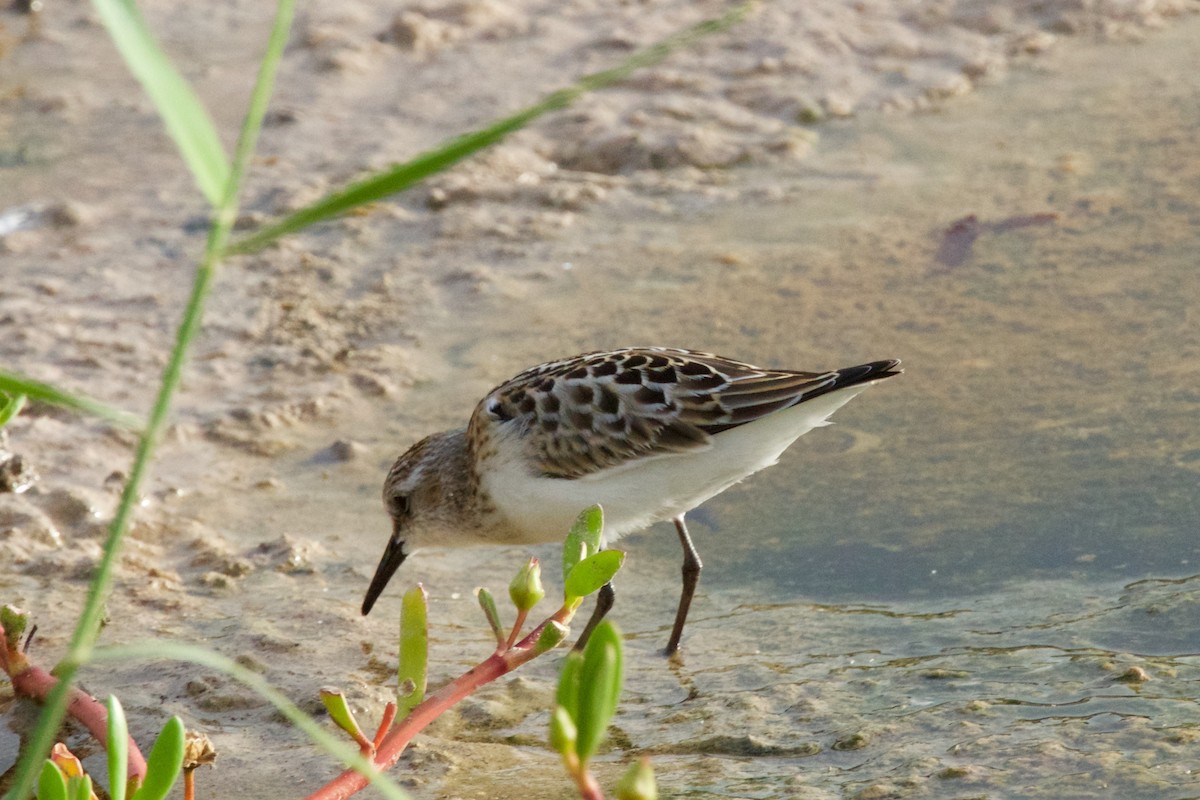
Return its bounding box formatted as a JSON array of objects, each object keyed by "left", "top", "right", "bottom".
[{"left": 480, "top": 384, "right": 874, "bottom": 545}]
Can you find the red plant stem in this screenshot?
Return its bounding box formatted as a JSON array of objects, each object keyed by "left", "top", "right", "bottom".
[
  {"left": 371, "top": 702, "right": 397, "bottom": 752},
  {"left": 305, "top": 609, "right": 572, "bottom": 800},
  {"left": 562, "top": 750, "right": 605, "bottom": 800},
  {"left": 350, "top": 729, "right": 374, "bottom": 755},
  {"left": 0, "top": 623, "right": 148, "bottom": 780},
  {"left": 184, "top": 768, "right": 196, "bottom": 800},
  {"left": 504, "top": 609, "right": 529, "bottom": 650},
  {"left": 573, "top": 768, "right": 604, "bottom": 800},
  {"left": 306, "top": 653, "right": 508, "bottom": 800}
]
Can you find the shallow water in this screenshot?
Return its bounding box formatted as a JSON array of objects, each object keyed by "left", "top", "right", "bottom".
[
  {"left": 275, "top": 17, "right": 1200, "bottom": 799},
  {"left": 310, "top": 19, "right": 1200, "bottom": 598}
]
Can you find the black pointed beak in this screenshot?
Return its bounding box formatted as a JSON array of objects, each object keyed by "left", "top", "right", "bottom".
[{"left": 362, "top": 530, "right": 408, "bottom": 615}]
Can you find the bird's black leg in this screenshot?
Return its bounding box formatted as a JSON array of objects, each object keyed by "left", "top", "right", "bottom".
[
  {"left": 574, "top": 580, "right": 615, "bottom": 651},
  {"left": 666, "top": 514, "right": 702, "bottom": 656}
]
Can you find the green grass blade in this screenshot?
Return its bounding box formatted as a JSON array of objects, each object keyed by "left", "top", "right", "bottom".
[
  {"left": 397, "top": 584, "right": 428, "bottom": 718},
  {"left": 226, "top": 1, "right": 754, "bottom": 256},
  {"left": 211, "top": 0, "right": 295, "bottom": 219},
  {"left": 0, "top": 391, "right": 26, "bottom": 428},
  {"left": 105, "top": 696, "right": 129, "bottom": 800},
  {"left": 224, "top": 96, "right": 564, "bottom": 254},
  {"left": 90, "top": 0, "right": 229, "bottom": 207},
  {"left": 7, "top": 263, "right": 218, "bottom": 799},
  {"left": 0, "top": 1, "right": 296, "bottom": 794},
  {"left": 0, "top": 370, "right": 141, "bottom": 429}
]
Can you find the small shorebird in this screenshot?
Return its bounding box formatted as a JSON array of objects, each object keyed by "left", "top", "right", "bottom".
[{"left": 362, "top": 348, "right": 900, "bottom": 654}]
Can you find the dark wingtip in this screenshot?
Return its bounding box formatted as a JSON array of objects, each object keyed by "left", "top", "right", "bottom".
[
  {"left": 834, "top": 359, "right": 903, "bottom": 387},
  {"left": 780, "top": 359, "right": 900, "bottom": 408}
]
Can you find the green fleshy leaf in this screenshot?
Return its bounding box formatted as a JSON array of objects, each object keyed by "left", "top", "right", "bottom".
[
  {"left": 90, "top": 0, "right": 230, "bottom": 205},
  {"left": 562, "top": 505, "right": 604, "bottom": 588},
  {"left": 38, "top": 760, "right": 69, "bottom": 800},
  {"left": 397, "top": 584, "right": 428, "bottom": 717},
  {"left": 475, "top": 587, "right": 504, "bottom": 643},
  {"left": 555, "top": 650, "right": 584, "bottom": 729},
  {"left": 106, "top": 696, "right": 129, "bottom": 800},
  {"left": 578, "top": 506, "right": 604, "bottom": 554},
  {"left": 67, "top": 774, "right": 94, "bottom": 800},
  {"left": 319, "top": 688, "right": 364, "bottom": 742},
  {"left": 130, "top": 716, "right": 184, "bottom": 800},
  {"left": 574, "top": 621, "right": 623, "bottom": 762},
  {"left": 564, "top": 550, "right": 624, "bottom": 602},
  {"left": 548, "top": 705, "right": 577, "bottom": 757}
]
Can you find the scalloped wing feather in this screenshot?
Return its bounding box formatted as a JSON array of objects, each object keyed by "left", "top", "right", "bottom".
[{"left": 470, "top": 348, "right": 898, "bottom": 479}]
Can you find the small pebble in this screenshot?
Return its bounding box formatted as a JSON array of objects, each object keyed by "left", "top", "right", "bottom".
[
  {"left": 329, "top": 439, "right": 367, "bottom": 462},
  {"left": 1115, "top": 666, "right": 1150, "bottom": 683}
]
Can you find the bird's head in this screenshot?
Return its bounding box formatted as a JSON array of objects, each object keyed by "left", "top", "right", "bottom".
[{"left": 361, "top": 429, "right": 472, "bottom": 615}]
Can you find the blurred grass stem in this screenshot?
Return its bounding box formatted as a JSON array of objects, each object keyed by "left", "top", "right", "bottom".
[{"left": 1, "top": 0, "right": 296, "bottom": 796}]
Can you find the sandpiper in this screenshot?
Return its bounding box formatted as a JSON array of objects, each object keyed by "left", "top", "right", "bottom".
[{"left": 362, "top": 348, "right": 901, "bottom": 654}]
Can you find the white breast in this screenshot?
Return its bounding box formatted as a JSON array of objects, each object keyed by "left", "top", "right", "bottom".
[{"left": 480, "top": 383, "right": 876, "bottom": 545}]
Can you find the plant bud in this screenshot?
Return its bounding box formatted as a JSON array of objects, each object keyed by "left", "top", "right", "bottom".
[
  {"left": 509, "top": 557, "right": 545, "bottom": 612},
  {"left": 615, "top": 757, "right": 657, "bottom": 800},
  {"left": 1, "top": 604, "right": 29, "bottom": 643},
  {"left": 534, "top": 620, "right": 570, "bottom": 654}
]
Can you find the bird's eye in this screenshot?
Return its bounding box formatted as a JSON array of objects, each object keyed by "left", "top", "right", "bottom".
[
  {"left": 488, "top": 395, "right": 522, "bottom": 423},
  {"left": 391, "top": 493, "right": 412, "bottom": 516}
]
